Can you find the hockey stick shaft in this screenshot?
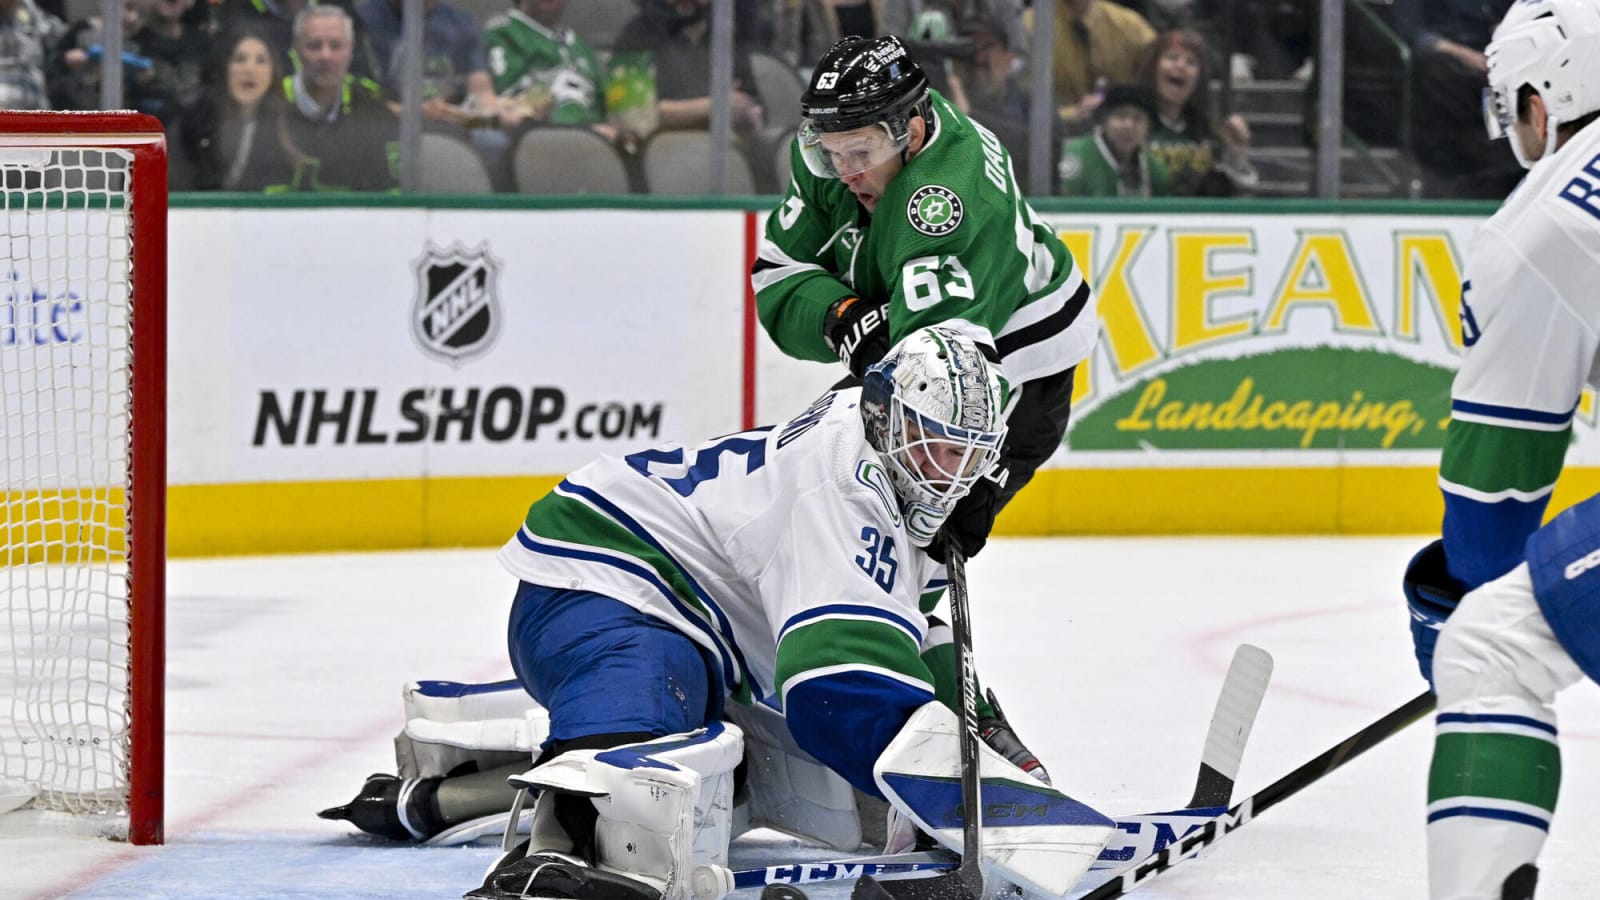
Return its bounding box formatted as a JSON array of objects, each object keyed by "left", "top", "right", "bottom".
[
  {"left": 713, "top": 852, "right": 958, "bottom": 891},
  {"left": 943, "top": 546, "right": 985, "bottom": 896},
  {"left": 852, "top": 547, "right": 985, "bottom": 900},
  {"left": 1080, "top": 689, "right": 1437, "bottom": 899}
]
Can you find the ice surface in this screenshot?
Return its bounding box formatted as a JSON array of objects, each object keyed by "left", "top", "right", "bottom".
[{"left": 6, "top": 537, "right": 1599, "bottom": 899}]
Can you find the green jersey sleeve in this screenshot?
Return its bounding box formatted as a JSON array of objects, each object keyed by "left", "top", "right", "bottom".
[{"left": 752, "top": 143, "right": 860, "bottom": 363}]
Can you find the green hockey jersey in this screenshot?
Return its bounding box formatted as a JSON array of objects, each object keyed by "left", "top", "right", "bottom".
[
  {"left": 1057, "top": 131, "right": 1173, "bottom": 198},
  {"left": 753, "top": 90, "right": 1098, "bottom": 386},
  {"left": 483, "top": 11, "right": 605, "bottom": 125}
]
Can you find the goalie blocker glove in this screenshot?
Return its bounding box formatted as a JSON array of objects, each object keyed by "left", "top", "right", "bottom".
[
  {"left": 1403, "top": 538, "right": 1470, "bottom": 690},
  {"left": 823, "top": 296, "right": 891, "bottom": 379}
]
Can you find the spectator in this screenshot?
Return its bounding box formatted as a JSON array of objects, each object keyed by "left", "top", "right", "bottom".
[
  {"left": 214, "top": 0, "right": 311, "bottom": 70},
  {"left": 0, "top": 0, "right": 65, "bottom": 110},
  {"left": 1057, "top": 81, "right": 1171, "bottom": 196},
  {"left": 883, "top": 0, "right": 1027, "bottom": 61},
  {"left": 1199, "top": 0, "right": 1308, "bottom": 81},
  {"left": 280, "top": 5, "right": 397, "bottom": 190},
  {"left": 170, "top": 27, "right": 299, "bottom": 190},
  {"left": 1137, "top": 26, "right": 1256, "bottom": 196},
  {"left": 773, "top": 0, "right": 884, "bottom": 71},
  {"left": 1048, "top": 0, "right": 1156, "bottom": 134},
  {"left": 945, "top": 12, "right": 1037, "bottom": 186},
  {"left": 1391, "top": 0, "right": 1521, "bottom": 198},
  {"left": 612, "top": 0, "right": 764, "bottom": 137},
  {"left": 482, "top": 0, "right": 607, "bottom": 130},
  {"left": 46, "top": 0, "right": 142, "bottom": 111},
  {"left": 128, "top": 0, "right": 211, "bottom": 126},
  {"left": 356, "top": 0, "right": 516, "bottom": 131}
]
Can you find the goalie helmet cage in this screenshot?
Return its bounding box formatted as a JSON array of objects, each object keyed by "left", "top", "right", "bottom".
[{"left": 0, "top": 110, "right": 167, "bottom": 846}]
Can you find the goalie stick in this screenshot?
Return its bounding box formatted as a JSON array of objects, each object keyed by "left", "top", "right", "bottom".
[
  {"left": 693, "top": 643, "right": 1275, "bottom": 899},
  {"left": 854, "top": 546, "right": 986, "bottom": 900},
  {"left": 1078, "top": 689, "right": 1437, "bottom": 900}
]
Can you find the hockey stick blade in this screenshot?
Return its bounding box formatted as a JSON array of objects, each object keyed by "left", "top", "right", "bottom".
[
  {"left": 1189, "top": 643, "right": 1273, "bottom": 808},
  {"left": 852, "top": 871, "right": 976, "bottom": 900},
  {"left": 1080, "top": 689, "right": 1437, "bottom": 899}
]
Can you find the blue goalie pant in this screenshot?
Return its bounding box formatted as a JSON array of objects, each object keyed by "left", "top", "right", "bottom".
[
  {"left": 1527, "top": 492, "right": 1600, "bottom": 684},
  {"left": 507, "top": 582, "right": 724, "bottom": 747}
]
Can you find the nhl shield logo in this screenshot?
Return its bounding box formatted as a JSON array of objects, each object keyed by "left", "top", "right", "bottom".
[{"left": 412, "top": 242, "right": 502, "bottom": 366}]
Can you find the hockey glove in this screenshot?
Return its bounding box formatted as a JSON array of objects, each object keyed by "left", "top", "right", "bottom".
[
  {"left": 980, "top": 688, "right": 1051, "bottom": 784},
  {"left": 823, "top": 295, "right": 891, "bottom": 379},
  {"left": 1404, "top": 539, "right": 1469, "bottom": 690}
]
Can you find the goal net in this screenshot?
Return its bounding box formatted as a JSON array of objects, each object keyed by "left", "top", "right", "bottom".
[{"left": 0, "top": 112, "right": 167, "bottom": 845}]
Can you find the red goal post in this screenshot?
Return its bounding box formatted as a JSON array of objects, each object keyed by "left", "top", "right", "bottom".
[{"left": 0, "top": 111, "right": 167, "bottom": 845}]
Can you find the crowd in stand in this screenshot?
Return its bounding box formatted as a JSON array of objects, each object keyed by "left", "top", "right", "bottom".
[{"left": 0, "top": 0, "right": 1521, "bottom": 198}]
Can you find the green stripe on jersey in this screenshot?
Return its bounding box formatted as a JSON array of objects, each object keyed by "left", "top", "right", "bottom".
[
  {"left": 920, "top": 641, "right": 997, "bottom": 719},
  {"left": 1428, "top": 731, "right": 1561, "bottom": 811},
  {"left": 1440, "top": 419, "right": 1570, "bottom": 496},
  {"left": 776, "top": 617, "right": 931, "bottom": 705},
  {"left": 522, "top": 490, "right": 712, "bottom": 625}
]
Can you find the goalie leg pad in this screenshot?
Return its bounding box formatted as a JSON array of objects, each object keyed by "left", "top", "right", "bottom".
[
  {"left": 874, "top": 701, "right": 1115, "bottom": 899},
  {"left": 724, "top": 699, "right": 863, "bottom": 852},
  {"left": 508, "top": 722, "right": 744, "bottom": 899},
  {"left": 395, "top": 679, "right": 549, "bottom": 780}
]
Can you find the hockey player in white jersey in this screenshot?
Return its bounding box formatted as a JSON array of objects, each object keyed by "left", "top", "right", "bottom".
[
  {"left": 1400, "top": 0, "right": 1600, "bottom": 897},
  {"left": 324, "top": 327, "right": 1115, "bottom": 900}
]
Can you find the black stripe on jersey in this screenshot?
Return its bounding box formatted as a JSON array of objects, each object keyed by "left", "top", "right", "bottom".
[
  {"left": 995, "top": 277, "right": 1092, "bottom": 363},
  {"left": 752, "top": 257, "right": 781, "bottom": 274}
]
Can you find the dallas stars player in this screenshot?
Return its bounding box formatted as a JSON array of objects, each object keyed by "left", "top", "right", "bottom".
[
  {"left": 1401, "top": 0, "right": 1600, "bottom": 897},
  {"left": 752, "top": 34, "right": 1098, "bottom": 562}
]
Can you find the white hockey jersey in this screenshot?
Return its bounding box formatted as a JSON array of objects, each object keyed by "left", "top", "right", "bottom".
[
  {"left": 497, "top": 389, "right": 946, "bottom": 708},
  {"left": 1442, "top": 120, "right": 1600, "bottom": 587}
]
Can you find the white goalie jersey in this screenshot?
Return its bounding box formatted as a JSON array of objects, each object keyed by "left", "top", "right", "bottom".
[{"left": 497, "top": 388, "right": 946, "bottom": 709}]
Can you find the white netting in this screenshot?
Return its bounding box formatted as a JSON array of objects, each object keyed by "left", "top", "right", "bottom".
[{"left": 0, "top": 147, "right": 136, "bottom": 816}]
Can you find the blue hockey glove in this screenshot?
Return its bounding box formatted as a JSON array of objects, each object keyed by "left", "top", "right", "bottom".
[{"left": 1403, "top": 539, "right": 1469, "bottom": 690}]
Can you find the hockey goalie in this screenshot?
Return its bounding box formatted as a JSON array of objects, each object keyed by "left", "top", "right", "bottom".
[{"left": 320, "top": 328, "right": 1116, "bottom": 899}]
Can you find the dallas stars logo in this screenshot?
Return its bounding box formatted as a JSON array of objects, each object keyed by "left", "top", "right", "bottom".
[{"left": 906, "top": 184, "right": 963, "bottom": 236}]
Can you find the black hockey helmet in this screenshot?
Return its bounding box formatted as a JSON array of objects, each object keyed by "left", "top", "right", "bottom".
[{"left": 797, "top": 35, "right": 931, "bottom": 178}]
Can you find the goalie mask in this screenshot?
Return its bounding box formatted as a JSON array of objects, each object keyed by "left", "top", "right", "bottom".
[
  {"left": 798, "top": 35, "right": 931, "bottom": 179},
  {"left": 1484, "top": 0, "right": 1600, "bottom": 168},
  {"left": 861, "top": 327, "right": 1008, "bottom": 547}
]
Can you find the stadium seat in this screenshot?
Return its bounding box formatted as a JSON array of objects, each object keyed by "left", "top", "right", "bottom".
[
  {"left": 749, "top": 52, "right": 805, "bottom": 132},
  {"left": 771, "top": 130, "right": 794, "bottom": 189},
  {"left": 511, "top": 126, "right": 632, "bottom": 194},
  {"left": 639, "top": 130, "right": 757, "bottom": 195},
  {"left": 418, "top": 132, "right": 495, "bottom": 193}
]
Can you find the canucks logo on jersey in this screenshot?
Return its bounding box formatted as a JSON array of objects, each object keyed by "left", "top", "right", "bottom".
[{"left": 412, "top": 242, "right": 503, "bottom": 366}]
